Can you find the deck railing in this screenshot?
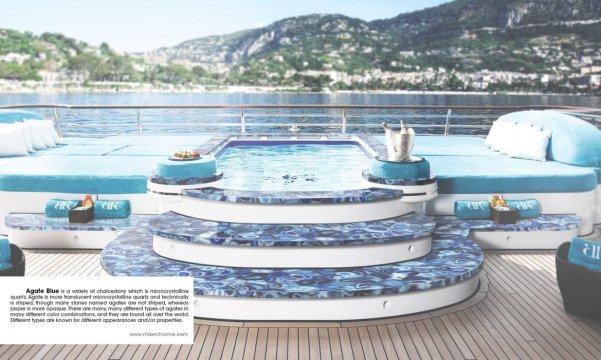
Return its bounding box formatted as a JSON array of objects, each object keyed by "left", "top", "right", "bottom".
[{"left": 0, "top": 104, "right": 599, "bottom": 137}]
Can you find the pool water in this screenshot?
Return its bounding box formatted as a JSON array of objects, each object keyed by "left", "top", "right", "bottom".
[{"left": 216, "top": 143, "right": 371, "bottom": 191}]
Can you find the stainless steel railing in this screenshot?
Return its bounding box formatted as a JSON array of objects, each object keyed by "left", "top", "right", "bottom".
[{"left": 0, "top": 104, "right": 598, "bottom": 137}]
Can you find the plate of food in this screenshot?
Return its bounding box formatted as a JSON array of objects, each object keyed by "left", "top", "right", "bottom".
[{"left": 169, "top": 150, "right": 202, "bottom": 161}]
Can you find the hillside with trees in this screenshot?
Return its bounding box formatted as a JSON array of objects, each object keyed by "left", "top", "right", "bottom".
[{"left": 1, "top": 0, "right": 601, "bottom": 92}]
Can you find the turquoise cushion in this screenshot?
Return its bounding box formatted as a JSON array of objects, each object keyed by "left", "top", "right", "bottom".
[
  {"left": 45, "top": 199, "right": 81, "bottom": 217},
  {"left": 109, "top": 145, "right": 199, "bottom": 156},
  {"left": 43, "top": 145, "right": 125, "bottom": 156},
  {"left": 369, "top": 158, "right": 430, "bottom": 179},
  {"left": 0, "top": 155, "right": 164, "bottom": 194},
  {"left": 454, "top": 200, "right": 491, "bottom": 220},
  {"left": 155, "top": 156, "right": 217, "bottom": 179},
  {"left": 497, "top": 111, "right": 601, "bottom": 167},
  {"left": 0, "top": 238, "right": 10, "bottom": 263},
  {"left": 505, "top": 199, "right": 540, "bottom": 219},
  {"left": 376, "top": 135, "right": 496, "bottom": 156},
  {"left": 568, "top": 238, "right": 601, "bottom": 272},
  {"left": 94, "top": 200, "right": 131, "bottom": 219},
  {"left": 0, "top": 110, "right": 44, "bottom": 123},
  {"left": 413, "top": 136, "right": 497, "bottom": 156},
  {"left": 88, "top": 135, "right": 211, "bottom": 146},
  {"left": 429, "top": 155, "right": 598, "bottom": 194}
]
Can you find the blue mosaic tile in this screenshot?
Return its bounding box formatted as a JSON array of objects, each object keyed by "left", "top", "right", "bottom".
[
  {"left": 435, "top": 214, "right": 580, "bottom": 232},
  {"left": 101, "top": 221, "right": 483, "bottom": 299},
  {"left": 149, "top": 212, "right": 435, "bottom": 247},
  {"left": 5, "top": 214, "right": 152, "bottom": 232},
  {"left": 200, "top": 134, "right": 382, "bottom": 158},
  {"left": 362, "top": 170, "right": 437, "bottom": 186},
  {"left": 182, "top": 187, "right": 403, "bottom": 204},
  {"left": 148, "top": 171, "right": 223, "bottom": 186}
]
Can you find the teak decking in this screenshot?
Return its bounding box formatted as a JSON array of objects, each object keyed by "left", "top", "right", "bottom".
[{"left": 2, "top": 225, "right": 601, "bottom": 360}]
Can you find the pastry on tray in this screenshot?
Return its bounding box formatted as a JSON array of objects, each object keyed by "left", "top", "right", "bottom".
[{"left": 172, "top": 150, "right": 200, "bottom": 159}]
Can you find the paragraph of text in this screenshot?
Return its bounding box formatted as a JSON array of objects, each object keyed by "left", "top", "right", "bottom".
[{"left": 0, "top": 277, "right": 194, "bottom": 344}]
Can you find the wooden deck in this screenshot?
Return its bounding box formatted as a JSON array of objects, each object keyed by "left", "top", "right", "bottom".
[{"left": 2, "top": 226, "right": 601, "bottom": 360}]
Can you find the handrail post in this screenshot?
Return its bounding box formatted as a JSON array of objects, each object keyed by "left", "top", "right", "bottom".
[
  {"left": 137, "top": 109, "right": 143, "bottom": 135},
  {"left": 240, "top": 108, "right": 246, "bottom": 134},
  {"left": 444, "top": 109, "right": 452, "bottom": 136},
  {"left": 52, "top": 107, "right": 62, "bottom": 138},
  {"left": 341, "top": 108, "right": 347, "bottom": 134}
]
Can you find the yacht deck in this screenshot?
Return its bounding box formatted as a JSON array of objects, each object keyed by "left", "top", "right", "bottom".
[{"left": 2, "top": 225, "right": 600, "bottom": 360}]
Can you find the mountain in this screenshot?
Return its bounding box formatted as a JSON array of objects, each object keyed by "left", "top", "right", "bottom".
[
  {"left": 0, "top": 28, "right": 215, "bottom": 87},
  {"left": 1, "top": 0, "right": 600, "bottom": 92},
  {"left": 0, "top": 28, "right": 147, "bottom": 82},
  {"left": 372, "top": 0, "right": 601, "bottom": 36},
  {"left": 142, "top": 0, "right": 601, "bottom": 91},
  {"left": 143, "top": 14, "right": 395, "bottom": 74}
]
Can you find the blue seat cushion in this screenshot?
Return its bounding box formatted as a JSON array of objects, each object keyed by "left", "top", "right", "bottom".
[
  {"left": 413, "top": 136, "right": 499, "bottom": 156},
  {"left": 376, "top": 135, "right": 497, "bottom": 157},
  {"left": 429, "top": 155, "right": 598, "bottom": 194},
  {"left": 0, "top": 156, "right": 163, "bottom": 194},
  {"left": 0, "top": 110, "right": 44, "bottom": 123},
  {"left": 497, "top": 111, "right": 601, "bottom": 167}
]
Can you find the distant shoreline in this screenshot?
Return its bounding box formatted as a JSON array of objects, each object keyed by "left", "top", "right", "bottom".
[{"left": 0, "top": 80, "right": 593, "bottom": 97}]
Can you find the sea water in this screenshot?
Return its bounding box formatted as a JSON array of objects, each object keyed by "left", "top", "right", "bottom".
[{"left": 1, "top": 92, "right": 599, "bottom": 136}]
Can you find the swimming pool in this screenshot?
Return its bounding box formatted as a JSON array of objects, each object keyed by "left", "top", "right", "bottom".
[{"left": 215, "top": 140, "right": 372, "bottom": 191}]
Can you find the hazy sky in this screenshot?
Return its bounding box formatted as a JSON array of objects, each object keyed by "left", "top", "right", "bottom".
[{"left": 1, "top": 0, "right": 449, "bottom": 52}]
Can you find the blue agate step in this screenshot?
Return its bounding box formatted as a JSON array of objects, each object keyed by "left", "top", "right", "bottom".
[
  {"left": 182, "top": 187, "right": 403, "bottom": 205},
  {"left": 435, "top": 214, "right": 580, "bottom": 232},
  {"left": 101, "top": 222, "right": 483, "bottom": 298},
  {"left": 5, "top": 213, "right": 151, "bottom": 232},
  {"left": 149, "top": 212, "right": 435, "bottom": 247}
]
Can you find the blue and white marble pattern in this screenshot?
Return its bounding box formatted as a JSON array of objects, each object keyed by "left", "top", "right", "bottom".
[
  {"left": 435, "top": 214, "right": 580, "bottom": 232},
  {"left": 149, "top": 212, "right": 435, "bottom": 247},
  {"left": 201, "top": 134, "right": 383, "bottom": 158},
  {"left": 362, "top": 170, "right": 437, "bottom": 186},
  {"left": 5, "top": 213, "right": 152, "bottom": 232},
  {"left": 182, "top": 187, "right": 403, "bottom": 204},
  {"left": 101, "top": 220, "right": 483, "bottom": 299},
  {"left": 148, "top": 171, "right": 223, "bottom": 186}
]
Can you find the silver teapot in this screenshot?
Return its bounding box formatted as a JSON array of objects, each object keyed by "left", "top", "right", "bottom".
[{"left": 383, "top": 121, "right": 415, "bottom": 162}]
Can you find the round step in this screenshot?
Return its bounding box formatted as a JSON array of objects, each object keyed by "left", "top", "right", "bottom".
[
  {"left": 101, "top": 222, "right": 483, "bottom": 321},
  {"left": 149, "top": 212, "right": 435, "bottom": 268}
]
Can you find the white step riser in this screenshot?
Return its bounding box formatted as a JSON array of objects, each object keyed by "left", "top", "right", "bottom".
[
  {"left": 153, "top": 235, "right": 432, "bottom": 268},
  {"left": 193, "top": 276, "right": 480, "bottom": 321},
  {"left": 9, "top": 229, "right": 118, "bottom": 249},
  {"left": 169, "top": 198, "right": 417, "bottom": 224},
  {"left": 471, "top": 229, "right": 578, "bottom": 250}
]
